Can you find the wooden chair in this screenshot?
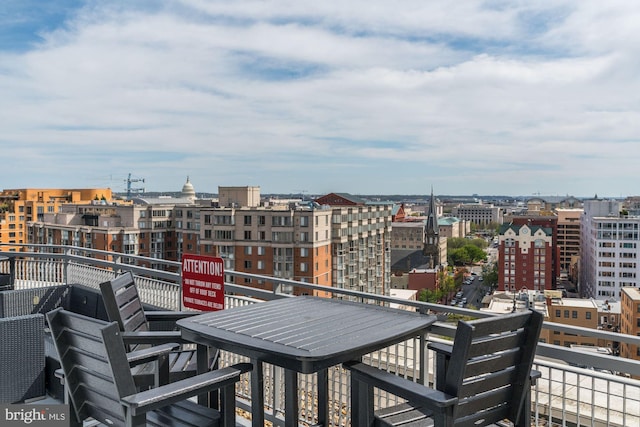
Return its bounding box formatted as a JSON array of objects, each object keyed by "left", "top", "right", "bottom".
[
  {"left": 345, "top": 309, "right": 544, "bottom": 427},
  {"left": 100, "top": 272, "right": 217, "bottom": 384},
  {"left": 46, "top": 308, "right": 251, "bottom": 427}
]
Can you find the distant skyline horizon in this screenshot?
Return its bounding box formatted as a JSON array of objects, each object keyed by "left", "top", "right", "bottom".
[
  {"left": 2, "top": 2, "right": 640, "bottom": 196},
  {"left": 120, "top": 185, "right": 624, "bottom": 201}
]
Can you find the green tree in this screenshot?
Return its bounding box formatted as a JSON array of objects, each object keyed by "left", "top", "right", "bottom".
[
  {"left": 469, "top": 238, "right": 488, "bottom": 249},
  {"left": 448, "top": 237, "right": 469, "bottom": 250},
  {"left": 465, "top": 244, "right": 486, "bottom": 262},
  {"left": 448, "top": 247, "right": 470, "bottom": 266},
  {"left": 483, "top": 262, "right": 499, "bottom": 288}
]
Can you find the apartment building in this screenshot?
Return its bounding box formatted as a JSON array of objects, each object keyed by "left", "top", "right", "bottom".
[
  {"left": 503, "top": 214, "right": 560, "bottom": 289},
  {"left": 26, "top": 185, "right": 394, "bottom": 297},
  {"left": 197, "top": 204, "right": 333, "bottom": 296},
  {"left": 620, "top": 287, "right": 640, "bottom": 362},
  {"left": 556, "top": 208, "right": 583, "bottom": 278},
  {"left": 29, "top": 201, "right": 144, "bottom": 258},
  {"left": 497, "top": 223, "right": 553, "bottom": 292},
  {"left": 1, "top": 188, "right": 113, "bottom": 251},
  {"left": 580, "top": 199, "right": 640, "bottom": 299},
  {"left": 315, "top": 193, "right": 392, "bottom": 296}
]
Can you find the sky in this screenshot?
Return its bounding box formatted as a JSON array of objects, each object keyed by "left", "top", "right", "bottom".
[{"left": 1, "top": 1, "right": 639, "bottom": 198}]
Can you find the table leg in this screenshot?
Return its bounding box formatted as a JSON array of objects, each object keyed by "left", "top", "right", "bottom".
[
  {"left": 250, "top": 358, "right": 265, "bottom": 427},
  {"left": 197, "top": 344, "right": 210, "bottom": 406},
  {"left": 284, "top": 369, "right": 298, "bottom": 427},
  {"left": 317, "top": 368, "right": 329, "bottom": 426}
]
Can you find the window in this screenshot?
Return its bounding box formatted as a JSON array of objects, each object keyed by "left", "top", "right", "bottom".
[
  {"left": 257, "top": 246, "right": 265, "bottom": 255},
  {"left": 564, "top": 310, "right": 569, "bottom": 318},
  {"left": 257, "top": 260, "right": 264, "bottom": 270},
  {"left": 244, "top": 246, "right": 252, "bottom": 255},
  {"left": 586, "top": 312, "right": 591, "bottom": 320},
  {"left": 555, "top": 310, "right": 561, "bottom": 318},
  {"left": 572, "top": 311, "right": 578, "bottom": 319},
  {"left": 300, "top": 262, "right": 308, "bottom": 272},
  {"left": 244, "top": 215, "right": 252, "bottom": 225},
  {"left": 300, "top": 216, "right": 309, "bottom": 227},
  {"left": 300, "top": 248, "right": 309, "bottom": 257},
  {"left": 244, "top": 260, "right": 252, "bottom": 269},
  {"left": 244, "top": 230, "right": 252, "bottom": 240}
]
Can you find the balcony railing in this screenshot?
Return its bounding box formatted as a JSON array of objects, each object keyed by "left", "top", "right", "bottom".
[{"left": 1, "top": 244, "right": 640, "bottom": 426}]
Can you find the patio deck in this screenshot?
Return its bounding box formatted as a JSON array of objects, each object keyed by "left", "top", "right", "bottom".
[{"left": 1, "top": 244, "right": 639, "bottom": 426}]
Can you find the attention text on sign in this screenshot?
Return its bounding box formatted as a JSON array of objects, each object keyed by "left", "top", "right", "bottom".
[{"left": 182, "top": 254, "right": 224, "bottom": 311}]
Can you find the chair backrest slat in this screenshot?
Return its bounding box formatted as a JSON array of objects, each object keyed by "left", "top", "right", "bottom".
[{"left": 467, "top": 331, "right": 523, "bottom": 358}]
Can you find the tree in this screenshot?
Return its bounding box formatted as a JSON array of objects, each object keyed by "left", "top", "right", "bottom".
[
  {"left": 448, "top": 237, "right": 469, "bottom": 250},
  {"left": 448, "top": 248, "right": 471, "bottom": 266},
  {"left": 483, "top": 262, "right": 499, "bottom": 288},
  {"left": 469, "top": 238, "right": 488, "bottom": 249}
]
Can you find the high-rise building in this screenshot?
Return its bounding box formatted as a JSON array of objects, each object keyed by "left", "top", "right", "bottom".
[
  {"left": 502, "top": 214, "right": 560, "bottom": 289},
  {"left": 497, "top": 223, "right": 553, "bottom": 292},
  {"left": 1, "top": 188, "right": 113, "bottom": 251},
  {"left": 314, "top": 193, "right": 392, "bottom": 296},
  {"left": 27, "top": 185, "right": 394, "bottom": 297},
  {"left": 197, "top": 203, "right": 334, "bottom": 296},
  {"left": 556, "top": 208, "right": 583, "bottom": 278},
  {"left": 580, "top": 199, "right": 640, "bottom": 299}
]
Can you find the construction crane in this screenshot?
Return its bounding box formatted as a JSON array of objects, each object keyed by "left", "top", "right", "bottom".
[
  {"left": 295, "top": 189, "right": 308, "bottom": 200},
  {"left": 124, "top": 173, "right": 145, "bottom": 200}
]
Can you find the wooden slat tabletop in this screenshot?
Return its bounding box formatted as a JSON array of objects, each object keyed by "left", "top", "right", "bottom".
[{"left": 178, "top": 296, "right": 436, "bottom": 373}]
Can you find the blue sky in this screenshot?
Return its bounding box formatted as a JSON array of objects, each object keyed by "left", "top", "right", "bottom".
[{"left": 1, "top": 1, "right": 639, "bottom": 197}]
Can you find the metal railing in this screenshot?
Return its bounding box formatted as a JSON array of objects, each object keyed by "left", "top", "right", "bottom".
[{"left": 2, "top": 244, "right": 639, "bottom": 426}]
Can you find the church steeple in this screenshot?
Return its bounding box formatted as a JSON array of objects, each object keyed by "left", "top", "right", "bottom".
[{"left": 423, "top": 187, "right": 440, "bottom": 269}]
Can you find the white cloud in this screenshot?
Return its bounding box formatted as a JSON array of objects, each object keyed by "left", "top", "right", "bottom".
[{"left": 1, "top": 0, "right": 639, "bottom": 196}]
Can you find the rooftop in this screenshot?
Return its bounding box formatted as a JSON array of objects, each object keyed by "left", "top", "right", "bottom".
[{"left": 1, "top": 244, "right": 639, "bottom": 426}]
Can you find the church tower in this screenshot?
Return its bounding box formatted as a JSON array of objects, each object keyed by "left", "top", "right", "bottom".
[{"left": 423, "top": 188, "right": 440, "bottom": 269}]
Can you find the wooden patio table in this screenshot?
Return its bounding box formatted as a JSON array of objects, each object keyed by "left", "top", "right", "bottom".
[{"left": 178, "top": 296, "right": 436, "bottom": 427}]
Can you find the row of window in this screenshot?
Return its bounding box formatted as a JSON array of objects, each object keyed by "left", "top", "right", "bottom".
[
  {"left": 598, "top": 251, "right": 637, "bottom": 258},
  {"left": 598, "top": 241, "right": 637, "bottom": 248},
  {"left": 555, "top": 309, "right": 592, "bottom": 320}
]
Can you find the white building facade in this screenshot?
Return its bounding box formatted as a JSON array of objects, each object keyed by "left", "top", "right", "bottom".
[{"left": 580, "top": 199, "right": 640, "bottom": 299}]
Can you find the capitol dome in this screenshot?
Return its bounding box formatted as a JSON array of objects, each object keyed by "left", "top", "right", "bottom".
[{"left": 181, "top": 176, "right": 196, "bottom": 200}]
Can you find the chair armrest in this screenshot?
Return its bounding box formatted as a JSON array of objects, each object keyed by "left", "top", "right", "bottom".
[
  {"left": 122, "top": 330, "right": 190, "bottom": 345},
  {"left": 427, "top": 342, "right": 452, "bottom": 357},
  {"left": 144, "top": 311, "right": 199, "bottom": 322},
  {"left": 121, "top": 363, "right": 253, "bottom": 415},
  {"left": 344, "top": 361, "right": 457, "bottom": 409},
  {"left": 126, "top": 343, "right": 180, "bottom": 366}
]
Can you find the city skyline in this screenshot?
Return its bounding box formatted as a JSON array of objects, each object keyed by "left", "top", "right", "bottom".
[{"left": 1, "top": 1, "right": 639, "bottom": 198}]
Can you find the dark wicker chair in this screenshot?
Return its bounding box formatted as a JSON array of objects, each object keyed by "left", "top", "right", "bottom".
[{"left": 0, "top": 314, "right": 45, "bottom": 403}]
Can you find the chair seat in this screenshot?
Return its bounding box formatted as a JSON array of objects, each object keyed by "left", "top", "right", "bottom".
[
  {"left": 146, "top": 399, "right": 220, "bottom": 427},
  {"left": 375, "top": 403, "right": 434, "bottom": 427},
  {"left": 133, "top": 349, "right": 200, "bottom": 386}
]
